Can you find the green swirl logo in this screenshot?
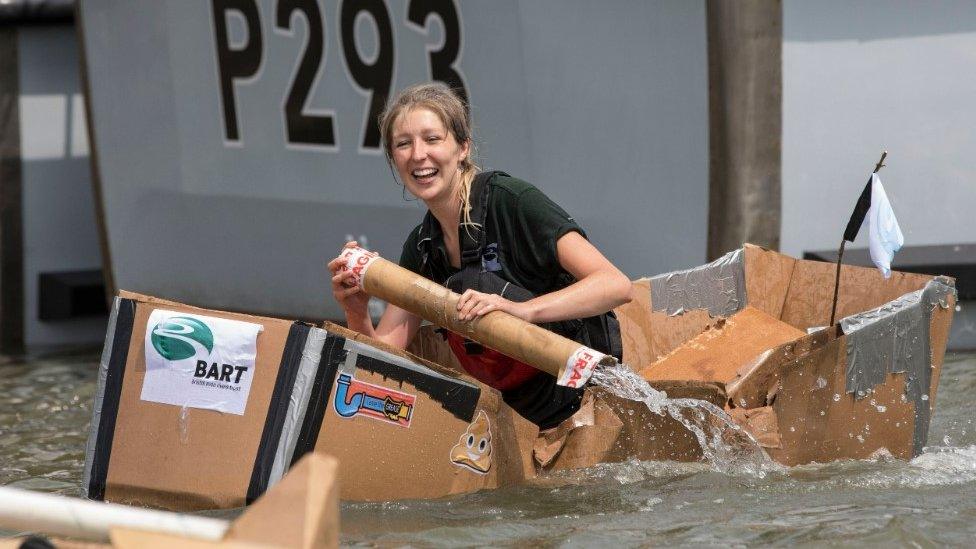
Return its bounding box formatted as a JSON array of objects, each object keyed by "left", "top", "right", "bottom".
[{"left": 150, "top": 316, "right": 214, "bottom": 361}]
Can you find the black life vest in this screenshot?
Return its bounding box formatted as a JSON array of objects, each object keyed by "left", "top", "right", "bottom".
[{"left": 417, "top": 170, "right": 622, "bottom": 429}]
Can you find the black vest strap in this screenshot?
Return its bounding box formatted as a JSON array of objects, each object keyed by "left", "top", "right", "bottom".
[{"left": 458, "top": 170, "right": 507, "bottom": 292}]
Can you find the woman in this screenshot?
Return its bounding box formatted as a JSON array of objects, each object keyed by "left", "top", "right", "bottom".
[{"left": 328, "top": 83, "right": 632, "bottom": 429}]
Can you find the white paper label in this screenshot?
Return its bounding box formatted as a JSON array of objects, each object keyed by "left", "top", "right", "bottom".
[
  {"left": 558, "top": 346, "right": 604, "bottom": 388},
  {"left": 141, "top": 309, "right": 263, "bottom": 415}
]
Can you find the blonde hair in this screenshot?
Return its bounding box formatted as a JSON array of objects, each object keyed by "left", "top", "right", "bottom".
[{"left": 379, "top": 83, "right": 479, "bottom": 228}]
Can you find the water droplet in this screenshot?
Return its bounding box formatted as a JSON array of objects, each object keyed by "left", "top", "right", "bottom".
[
  {"left": 921, "top": 394, "right": 929, "bottom": 401},
  {"left": 790, "top": 426, "right": 796, "bottom": 432},
  {"left": 820, "top": 410, "right": 825, "bottom": 416},
  {"left": 856, "top": 435, "right": 865, "bottom": 443},
  {"left": 178, "top": 406, "right": 190, "bottom": 444},
  {"left": 833, "top": 393, "right": 841, "bottom": 402},
  {"left": 815, "top": 377, "right": 827, "bottom": 389},
  {"left": 876, "top": 405, "right": 886, "bottom": 413},
  {"left": 869, "top": 399, "right": 877, "bottom": 406},
  {"left": 943, "top": 435, "right": 952, "bottom": 445}
]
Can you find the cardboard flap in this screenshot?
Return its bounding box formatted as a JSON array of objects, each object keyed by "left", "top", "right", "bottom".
[
  {"left": 639, "top": 307, "right": 805, "bottom": 384},
  {"left": 728, "top": 406, "right": 782, "bottom": 449}
]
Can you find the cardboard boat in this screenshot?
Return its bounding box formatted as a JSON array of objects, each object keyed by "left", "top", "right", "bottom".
[{"left": 82, "top": 245, "right": 955, "bottom": 510}]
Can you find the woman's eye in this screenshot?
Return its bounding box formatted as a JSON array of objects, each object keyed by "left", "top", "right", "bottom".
[
  {"left": 395, "top": 141, "right": 410, "bottom": 148},
  {"left": 425, "top": 136, "right": 441, "bottom": 143}
]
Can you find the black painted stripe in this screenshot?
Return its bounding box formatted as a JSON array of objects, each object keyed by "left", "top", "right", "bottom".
[
  {"left": 246, "top": 322, "right": 310, "bottom": 504},
  {"left": 289, "top": 334, "right": 346, "bottom": 468},
  {"left": 355, "top": 353, "right": 480, "bottom": 422},
  {"left": 87, "top": 298, "right": 135, "bottom": 501}
]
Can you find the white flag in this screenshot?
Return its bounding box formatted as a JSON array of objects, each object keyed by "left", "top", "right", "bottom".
[{"left": 861, "top": 173, "right": 904, "bottom": 278}]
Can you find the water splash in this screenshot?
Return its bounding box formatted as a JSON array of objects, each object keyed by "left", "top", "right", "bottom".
[{"left": 589, "top": 364, "right": 775, "bottom": 476}]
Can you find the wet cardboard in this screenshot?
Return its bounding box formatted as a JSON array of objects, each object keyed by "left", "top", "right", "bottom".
[
  {"left": 100, "top": 292, "right": 296, "bottom": 510},
  {"left": 639, "top": 306, "right": 805, "bottom": 383},
  {"left": 315, "top": 323, "right": 539, "bottom": 501},
  {"left": 694, "top": 246, "right": 953, "bottom": 464},
  {"left": 86, "top": 293, "right": 540, "bottom": 510},
  {"left": 109, "top": 453, "right": 340, "bottom": 548}
]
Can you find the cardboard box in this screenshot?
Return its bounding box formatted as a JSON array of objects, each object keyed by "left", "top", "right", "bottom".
[
  {"left": 620, "top": 244, "right": 956, "bottom": 464},
  {"left": 82, "top": 292, "right": 537, "bottom": 509}
]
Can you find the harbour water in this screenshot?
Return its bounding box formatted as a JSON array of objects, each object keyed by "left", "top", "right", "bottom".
[{"left": 2, "top": 351, "right": 975, "bottom": 546}]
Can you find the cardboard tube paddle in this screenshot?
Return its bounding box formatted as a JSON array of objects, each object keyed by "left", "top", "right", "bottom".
[{"left": 338, "top": 246, "right": 616, "bottom": 387}]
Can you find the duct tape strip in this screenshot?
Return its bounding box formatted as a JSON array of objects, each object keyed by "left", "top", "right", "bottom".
[
  {"left": 344, "top": 339, "right": 480, "bottom": 422},
  {"left": 840, "top": 276, "right": 956, "bottom": 456},
  {"left": 265, "top": 327, "right": 328, "bottom": 490},
  {"left": 289, "top": 334, "right": 346, "bottom": 467},
  {"left": 84, "top": 297, "right": 134, "bottom": 501},
  {"left": 246, "top": 322, "right": 310, "bottom": 504},
  {"left": 649, "top": 248, "right": 747, "bottom": 317}
]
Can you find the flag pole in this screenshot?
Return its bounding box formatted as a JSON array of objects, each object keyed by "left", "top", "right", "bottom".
[{"left": 829, "top": 151, "right": 887, "bottom": 326}]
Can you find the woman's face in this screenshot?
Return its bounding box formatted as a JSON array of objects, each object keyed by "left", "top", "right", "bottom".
[{"left": 390, "top": 107, "right": 469, "bottom": 207}]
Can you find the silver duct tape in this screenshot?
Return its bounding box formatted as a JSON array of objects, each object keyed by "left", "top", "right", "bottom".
[
  {"left": 266, "top": 327, "right": 328, "bottom": 488},
  {"left": 650, "top": 248, "right": 747, "bottom": 317},
  {"left": 81, "top": 296, "right": 121, "bottom": 498},
  {"left": 343, "top": 338, "right": 469, "bottom": 385},
  {"left": 840, "top": 276, "right": 956, "bottom": 455}
]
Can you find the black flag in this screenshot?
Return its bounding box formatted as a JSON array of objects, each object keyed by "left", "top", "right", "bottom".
[{"left": 842, "top": 176, "right": 872, "bottom": 242}]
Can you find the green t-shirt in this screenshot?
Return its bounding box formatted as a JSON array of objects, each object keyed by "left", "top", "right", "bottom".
[{"left": 398, "top": 174, "right": 584, "bottom": 295}]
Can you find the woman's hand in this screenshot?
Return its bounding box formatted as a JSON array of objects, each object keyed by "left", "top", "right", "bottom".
[
  {"left": 327, "top": 241, "right": 371, "bottom": 319},
  {"left": 456, "top": 289, "right": 534, "bottom": 322}
]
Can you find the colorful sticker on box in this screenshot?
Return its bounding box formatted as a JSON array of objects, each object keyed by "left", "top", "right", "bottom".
[
  {"left": 333, "top": 373, "right": 415, "bottom": 427},
  {"left": 450, "top": 410, "right": 492, "bottom": 474}
]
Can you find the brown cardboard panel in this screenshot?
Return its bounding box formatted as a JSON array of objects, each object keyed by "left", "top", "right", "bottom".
[
  {"left": 650, "top": 380, "right": 727, "bottom": 408},
  {"left": 538, "top": 388, "right": 706, "bottom": 471},
  {"left": 225, "top": 453, "right": 339, "bottom": 549},
  {"left": 104, "top": 298, "right": 292, "bottom": 510},
  {"left": 601, "top": 390, "right": 704, "bottom": 464},
  {"left": 766, "top": 335, "right": 917, "bottom": 466},
  {"left": 779, "top": 260, "right": 933, "bottom": 330},
  {"left": 639, "top": 307, "right": 805, "bottom": 384},
  {"left": 726, "top": 326, "right": 841, "bottom": 409},
  {"left": 926, "top": 292, "right": 956, "bottom": 425},
  {"left": 742, "top": 244, "right": 796, "bottom": 319},
  {"left": 728, "top": 406, "right": 782, "bottom": 449},
  {"left": 534, "top": 391, "right": 623, "bottom": 470},
  {"left": 645, "top": 309, "right": 720, "bottom": 365},
  {"left": 614, "top": 279, "right": 654, "bottom": 367},
  {"left": 313, "top": 365, "right": 533, "bottom": 501}
]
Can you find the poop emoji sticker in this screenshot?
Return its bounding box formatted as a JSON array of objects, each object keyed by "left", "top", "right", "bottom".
[{"left": 450, "top": 410, "right": 492, "bottom": 474}]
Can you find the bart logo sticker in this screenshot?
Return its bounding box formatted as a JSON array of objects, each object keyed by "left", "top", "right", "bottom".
[
  {"left": 141, "top": 309, "right": 262, "bottom": 415},
  {"left": 150, "top": 316, "right": 214, "bottom": 360},
  {"left": 450, "top": 410, "right": 492, "bottom": 474},
  {"left": 333, "top": 373, "right": 415, "bottom": 427}
]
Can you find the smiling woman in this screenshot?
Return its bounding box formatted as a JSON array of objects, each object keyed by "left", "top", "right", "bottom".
[{"left": 327, "top": 83, "right": 632, "bottom": 430}]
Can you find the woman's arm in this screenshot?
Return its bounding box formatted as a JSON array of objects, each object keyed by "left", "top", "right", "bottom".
[
  {"left": 329, "top": 242, "right": 423, "bottom": 349},
  {"left": 456, "top": 231, "right": 632, "bottom": 322}
]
